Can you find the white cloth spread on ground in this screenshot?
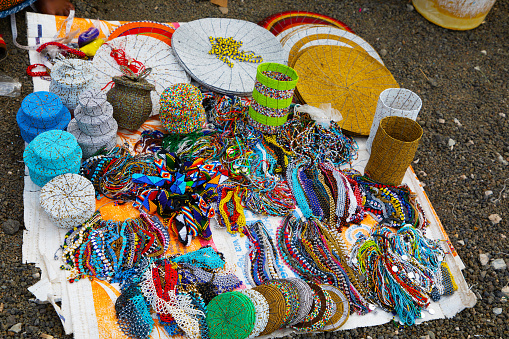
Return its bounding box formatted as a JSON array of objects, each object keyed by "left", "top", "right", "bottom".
[{"left": 23, "top": 12, "right": 476, "bottom": 339}]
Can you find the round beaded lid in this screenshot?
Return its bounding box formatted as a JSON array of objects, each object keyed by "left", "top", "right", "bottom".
[
  {"left": 252, "top": 284, "right": 286, "bottom": 336},
  {"left": 293, "top": 45, "right": 399, "bottom": 136},
  {"left": 40, "top": 173, "right": 96, "bottom": 229},
  {"left": 206, "top": 291, "right": 256, "bottom": 339},
  {"left": 20, "top": 91, "right": 65, "bottom": 125},
  {"left": 77, "top": 89, "right": 111, "bottom": 117},
  {"left": 320, "top": 284, "right": 350, "bottom": 331},
  {"left": 171, "top": 18, "right": 286, "bottom": 96},
  {"left": 239, "top": 289, "right": 269, "bottom": 339}
]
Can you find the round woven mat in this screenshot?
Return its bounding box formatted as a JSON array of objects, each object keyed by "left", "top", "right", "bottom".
[
  {"left": 320, "top": 284, "right": 350, "bottom": 331},
  {"left": 280, "top": 25, "right": 384, "bottom": 67},
  {"left": 294, "top": 45, "right": 399, "bottom": 136},
  {"left": 171, "top": 18, "right": 286, "bottom": 96},
  {"left": 206, "top": 291, "right": 256, "bottom": 339},
  {"left": 108, "top": 21, "right": 176, "bottom": 47},
  {"left": 252, "top": 284, "right": 286, "bottom": 335},
  {"left": 258, "top": 10, "right": 354, "bottom": 35}
]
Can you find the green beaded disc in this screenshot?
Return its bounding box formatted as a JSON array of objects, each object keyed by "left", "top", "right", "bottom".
[{"left": 206, "top": 291, "right": 256, "bottom": 339}]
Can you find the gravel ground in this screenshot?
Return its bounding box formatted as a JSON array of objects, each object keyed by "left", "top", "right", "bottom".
[{"left": 0, "top": 0, "right": 508, "bottom": 338}]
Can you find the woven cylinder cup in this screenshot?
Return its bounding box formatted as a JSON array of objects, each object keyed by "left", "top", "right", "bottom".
[
  {"left": 366, "top": 88, "right": 422, "bottom": 153},
  {"left": 248, "top": 62, "right": 298, "bottom": 134},
  {"left": 365, "top": 116, "right": 423, "bottom": 186}
]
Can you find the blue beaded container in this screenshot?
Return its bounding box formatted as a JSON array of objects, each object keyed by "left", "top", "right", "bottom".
[
  {"left": 23, "top": 130, "right": 82, "bottom": 187},
  {"left": 16, "top": 91, "right": 71, "bottom": 143}
]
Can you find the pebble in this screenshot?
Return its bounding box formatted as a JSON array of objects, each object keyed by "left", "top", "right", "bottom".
[
  {"left": 8, "top": 323, "right": 22, "bottom": 333},
  {"left": 428, "top": 331, "right": 436, "bottom": 339},
  {"left": 488, "top": 214, "right": 502, "bottom": 224},
  {"left": 380, "top": 49, "right": 388, "bottom": 57},
  {"left": 495, "top": 152, "right": 508, "bottom": 165},
  {"left": 474, "top": 66, "right": 481, "bottom": 71},
  {"left": 406, "top": 4, "right": 414, "bottom": 11},
  {"left": 1, "top": 219, "right": 20, "bottom": 235},
  {"left": 481, "top": 50, "right": 487, "bottom": 55},
  {"left": 501, "top": 286, "right": 509, "bottom": 297},
  {"left": 493, "top": 308, "right": 502, "bottom": 315},
  {"left": 32, "top": 272, "right": 40, "bottom": 279},
  {"left": 484, "top": 190, "right": 493, "bottom": 197},
  {"left": 500, "top": 113, "right": 506, "bottom": 118},
  {"left": 453, "top": 118, "right": 462, "bottom": 126},
  {"left": 448, "top": 138, "right": 456, "bottom": 147},
  {"left": 438, "top": 118, "right": 445, "bottom": 124},
  {"left": 457, "top": 240, "right": 465, "bottom": 246},
  {"left": 491, "top": 258, "right": 507, "bottom": 270},
  {"left": 479, "top": 253, "right": 489, "bottom": 266}
]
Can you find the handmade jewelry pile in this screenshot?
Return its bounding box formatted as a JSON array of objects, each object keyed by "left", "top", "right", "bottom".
[{"left": 21, "top": 11, "right": 459, "bottom": 339}]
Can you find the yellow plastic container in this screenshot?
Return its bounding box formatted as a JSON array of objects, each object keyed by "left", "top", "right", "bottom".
[{"left": 412, "top": 0, "right": 497, "bottom": 30}]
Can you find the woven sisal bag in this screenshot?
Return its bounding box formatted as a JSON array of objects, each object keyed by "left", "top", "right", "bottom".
[{"left": 364, "top": 116, "right": 423, "bottom": 186}]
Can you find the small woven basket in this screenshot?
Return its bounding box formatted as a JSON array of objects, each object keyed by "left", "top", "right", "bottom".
[
  {"left": 364, "top": 116, "right": 423, "bottom": 186},
  {"left": 247, "top": 63, "right": 298, "bottom": 134},
  {"left": 107, "top": 67, "right": 155, "bottom": 130}
]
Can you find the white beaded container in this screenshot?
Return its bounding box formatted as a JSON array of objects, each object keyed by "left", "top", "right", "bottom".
[
  {"left": 67, "top": 119, "right": 118, "bottom": 158},
  {"left": 49, "top": 59, "right": 95, "bottom": 110},
  {"left": 40, "top": 173, "right": 96, "bottom": 229}
]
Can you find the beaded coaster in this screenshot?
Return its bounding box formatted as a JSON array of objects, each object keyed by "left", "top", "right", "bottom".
[
  {"left": 40, "top": 173, "right": 96, "bottom": 229},
  {"left": 108, "top": 21, "right": 176, "bottom": 47},
  {"left": 171, "top": 18, "right": 286, "bottom": 96},
  {"left": 320, "top": 284, "right": 350, "bottom": 331},
  {"left": 252, "top": 284, "right": 286, "bottom": 336},
  {"left": 280, "top": 25, "right": 384, "bottom": 67},
  {"left": 206, "top": 291, "right": 256, "bottom": 339},
  {"left": 239, "top": 289, "right": 270, "bottom": 339},
  {"left": 285, "top": 278, "right": 314, "bottom": 325},
  {"left": 264, "top": 279, "right": 300, "bottom": 327},
  {"left": 293, "top": 45, "right": 399, "bottom": 136},
  {"left": 293, "top": 283, "right": 332, "bottom": 331}
]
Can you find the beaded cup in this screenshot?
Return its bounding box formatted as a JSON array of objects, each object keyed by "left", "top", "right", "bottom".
[{"left": 247, "top": 63, "right": 298, "bottom": 134}]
